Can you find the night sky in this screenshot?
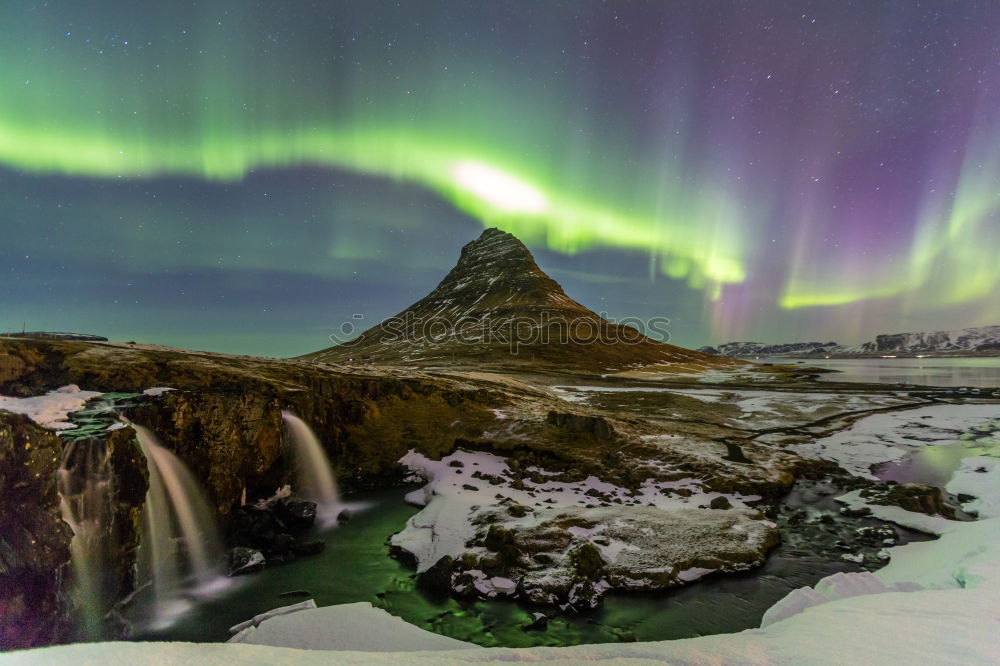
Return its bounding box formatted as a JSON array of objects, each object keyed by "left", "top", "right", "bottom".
[{"left": 2, "top": 1, "right": 999, "bottom": 357}]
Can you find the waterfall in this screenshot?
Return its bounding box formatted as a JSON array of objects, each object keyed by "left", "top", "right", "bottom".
[
  {"left": 281, "top": 411, "right": 340, "bottom": 522},
  {"left": 132, "top": 424, "right": 224, "bottom": 622},
  {"left": 57, "top": 437, "right": 113, "bottom": 639}
]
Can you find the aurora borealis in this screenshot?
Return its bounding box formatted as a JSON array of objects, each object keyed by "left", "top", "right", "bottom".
[{"left": 2, "top": 1, "right": 999, "bottom": 355}]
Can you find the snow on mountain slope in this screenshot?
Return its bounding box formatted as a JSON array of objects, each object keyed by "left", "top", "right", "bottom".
[
  {"left": 848, "top": 325, "right": 1000, "bottom": 354},
  {"left": 703, "top": 325, "right": 1000, "bottom": 357}
]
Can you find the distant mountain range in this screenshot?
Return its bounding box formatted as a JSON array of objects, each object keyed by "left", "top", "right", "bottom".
[
  {"left": 700, "top": 325, "right": 1000, "bottom": 358},
  {"left": 1, "top": 331, "right": 108, "bottom": 342},
  {"left": 305, "top": 228, "right": 732, "bottom": 372}
]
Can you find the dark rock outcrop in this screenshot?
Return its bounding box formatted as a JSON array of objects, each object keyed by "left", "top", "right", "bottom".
[
  {"left": 104, "top": 427, "right": 149, "bottom": 613},
  {"left": 228, "top": 496, "right": 324, "bottom": 569},
  {"left": 546, "top": 411, "right": 616, "bottom": 439},
  {"left": 228, "top": 547, "right": 265, "bottom": 576},
  {"left": 861, "top": 483, "right": 956, "bottom": 518},
  {"left": 0, "top": 412, "right": 73, "bottom": 649},
  {"left": 417, "top": 555, "right": 456, "bottom": 597},
  {"left": 126, "top": 391, "right": 285, "bottom": 516}
]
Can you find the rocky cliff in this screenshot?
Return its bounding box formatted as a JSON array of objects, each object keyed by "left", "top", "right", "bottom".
[
  {"left": 0, "top": 337, "right": 508, "bottom": 514},
  {"left": 0, "top": 412, "right": 73, "bottom": 649}
]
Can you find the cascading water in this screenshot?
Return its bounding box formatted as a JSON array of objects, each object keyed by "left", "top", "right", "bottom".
[
  {"left": 132, "top": 424, "right": 225, "bottom": 624},
  {"left": 57, "top": 437, "right": 113, "bottom": 639},
  {"left": 281, "top": 411, "right": 340, "bottom": 522}
]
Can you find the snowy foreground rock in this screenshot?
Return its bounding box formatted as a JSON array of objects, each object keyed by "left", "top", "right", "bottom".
[{"left": 388, "top": 449, "right": 777, "bottom": 609}]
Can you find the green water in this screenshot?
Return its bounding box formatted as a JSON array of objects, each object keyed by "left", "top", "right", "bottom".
[{"left": 131, "top": 485, "right": 922, "bottom": 647}]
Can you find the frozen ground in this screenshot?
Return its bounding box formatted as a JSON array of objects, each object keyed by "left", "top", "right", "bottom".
[
  {"left": 228, "top": 602, "right": 473, "bottom": 651},
  {"left": 551, "top": 384, "right": 916, "bottom": 429},
  {"left": 794, "top": 403, "right": 1000, "bottom": 478},
  {"left": 392, "top": 449, "right": 764, "bottom": 571},
  {"left": 389, "top": 448, "right": 775, "bottom": 607},
  {"left": 0, "top": 385, "right": 103, "bottom": 429}
]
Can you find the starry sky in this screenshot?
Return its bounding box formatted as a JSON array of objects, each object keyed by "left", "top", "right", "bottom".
[{"left": 2, "top": 1, "right": 999, "bottom": 356}]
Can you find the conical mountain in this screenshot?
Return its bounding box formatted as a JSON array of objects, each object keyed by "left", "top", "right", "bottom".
[{"left": 304, "top": 228, "right": 733, "bottom": 372}]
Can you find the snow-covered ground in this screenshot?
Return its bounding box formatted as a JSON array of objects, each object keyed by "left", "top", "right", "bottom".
[
  {"left": 387, "top": 448, "right": 775, "bottom": 608},
  {"left": 794, "top": 403, "right": 1000, "bottom": 478},
  {"left": 228, "top": 602, "right": 474, "bottom": 651},
  {"left": 0, "top": 385, "right": 103, "bottom": 429},
  {"left": 0, "top": 385, "right": 176, "bottom": 431},
  {"left": 551, "top": 384, "right": 915, "bottom": 429},
  {"left": 392, "top": 450, "right": 763, "bottom": 559}
]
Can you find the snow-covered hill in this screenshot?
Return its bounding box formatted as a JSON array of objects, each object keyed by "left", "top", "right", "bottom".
[
  {"left": 702, "top": 325, "right": 1000, "bottom": 358},
  {"left": 847, "top": 325, "right": 1000, "bottom": 354},
  {"left": 698, "top": 341, "right": 841, "bottom": 358}
]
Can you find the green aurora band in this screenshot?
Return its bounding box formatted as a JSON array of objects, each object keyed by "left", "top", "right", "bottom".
[
  {"left": 0, "top": 121, "right": 747, "bottom": 295},
  {"left": 779, "top": 115, "right": 1000, "bottom": 311},
  {"left": 2, "top": 1, "right": 999, "bottom": 327},
  {"left": 0, "top": 1, "right": 746, "bottom": 300}
]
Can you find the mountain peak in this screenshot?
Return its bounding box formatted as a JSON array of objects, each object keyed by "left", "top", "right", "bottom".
[
  {"left": 425, "top": 227, "right": 575, "bottom": 315},
  {"left": 304, "top": 228, "right": 734, "bottom": 372},
  {"left": 461, "top": 227, "right": 528, "bottom": 255}
]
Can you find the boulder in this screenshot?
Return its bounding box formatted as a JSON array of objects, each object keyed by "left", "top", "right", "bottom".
[
  {"left": 861, "top": 483, "right": 955, "bottom": 518},
  {"left": 275, "top": 499, "right": 317, "bottom": 531},
  {"left": 417, "top": 555, "right": 456, "bottom": 597},
  {"left": 709, "top": 496, "right": 732, "bottom": 510},
  {"left": 229, "top": 547, "right": 266, "bottom": 576},
  {"left": 570, "top": 542, "right": 606, "bottom": 582},
  {"left": 546, "top": 411, "right": 615, "bottom": 439}
]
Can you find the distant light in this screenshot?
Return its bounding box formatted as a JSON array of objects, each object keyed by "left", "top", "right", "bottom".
[{"left": 452, "top": 161, "right": 548, "bottom": 213}]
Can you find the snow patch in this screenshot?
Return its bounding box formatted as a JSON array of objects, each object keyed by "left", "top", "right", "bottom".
[
  {"left": 0, "top": 385, "right": 103, "bottom": 430},
  {"left": 228, "top": 601, "right": 474, "bottom": 651}
]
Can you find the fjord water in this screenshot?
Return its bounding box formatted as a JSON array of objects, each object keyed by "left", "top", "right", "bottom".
[
  {"left": 761, "top": 356, "right": 1000, "bottom": 388},
  {"left": 281, "top": 410, "right": 341, "bottom": 521}
]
